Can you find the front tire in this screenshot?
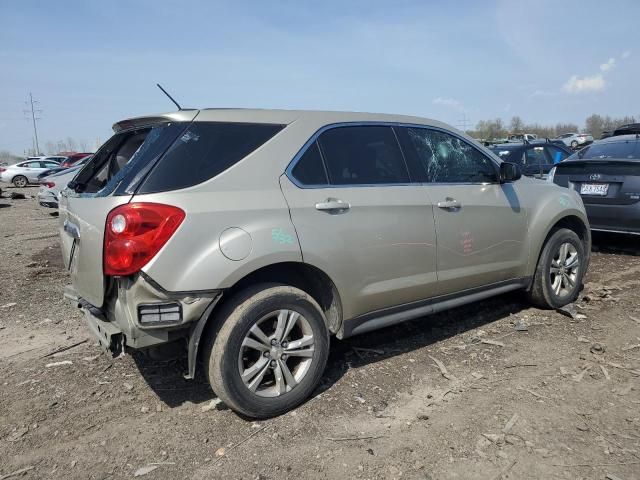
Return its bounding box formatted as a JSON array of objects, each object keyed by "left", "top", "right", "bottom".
[
  {"left": 204, "top": 284, "right": 329, "bottom": 418},
  {"left": 13, "top": 175, "right": 28, "bottom": 188},
  {"left": 528, "top": 228, "right": 585, "bottom": 309}
]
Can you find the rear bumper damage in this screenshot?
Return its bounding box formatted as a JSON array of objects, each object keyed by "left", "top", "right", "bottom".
[{"left": 65, "top": 275, "right": 222, "bottom": 378}]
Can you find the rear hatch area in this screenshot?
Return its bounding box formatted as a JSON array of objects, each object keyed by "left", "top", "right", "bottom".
[{"left": 59, "top": 113, "right": 197, "bottom": 307}]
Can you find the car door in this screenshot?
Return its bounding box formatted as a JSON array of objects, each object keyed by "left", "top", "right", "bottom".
[
  {"left": 396, "top": 126, "right": 528, "bottom": 296},
  {"left": 545, "top": 145, "right": 569, "bottom": 167},
  {"left": 280, "top": 125, "right": 438, "bottom": 320},
  {"left": 22, "top": 161, "right": 45, "bottom": 182}
]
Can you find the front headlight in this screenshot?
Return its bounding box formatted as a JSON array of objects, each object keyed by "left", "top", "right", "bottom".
[{"left": 547, "top": 167, "right": 556, "bottom": 183}]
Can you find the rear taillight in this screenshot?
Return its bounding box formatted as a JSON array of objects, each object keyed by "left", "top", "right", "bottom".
[
  {"left": 104, "top": 203, "right": 185, "bottom": 276},
  {"left": 0, "top": 167, "right": 6, "bottom": 173},
  {"left": 41, "top": 181, "right": 55, "bottom": 188}
]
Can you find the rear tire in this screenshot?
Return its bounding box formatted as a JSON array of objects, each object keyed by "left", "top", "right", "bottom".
[
  {"left": 528, "top": 228, "right": 585, "bottom": 309},
  {"left": 204, "top": 284, "right": 329, "bottom": 418},
  {"left": 13, "top": 176, "right": 27, "bottom": 188}
]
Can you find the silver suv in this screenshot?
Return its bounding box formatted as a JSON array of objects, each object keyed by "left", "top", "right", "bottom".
[{"left": 60, "top": 109, "right": 590, "bottom": 418}]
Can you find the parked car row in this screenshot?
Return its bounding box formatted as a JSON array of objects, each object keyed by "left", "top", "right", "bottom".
[
  {"left": 0, "top": 153, "right": 93, "bottom": 188},
  {"left": 37, "top": 155, "right": 92, "bottom": 208}
]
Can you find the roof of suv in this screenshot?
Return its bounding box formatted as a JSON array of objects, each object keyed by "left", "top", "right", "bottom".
[
  {"left": 113, "top": 108, "right": 453, "bottom": 133},
  {"left": 597, "top": 133, "right": 639, "bottom": 144}
]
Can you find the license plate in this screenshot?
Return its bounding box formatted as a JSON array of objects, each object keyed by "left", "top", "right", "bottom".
[{"left": 580, "top": 183, "right": 609, "bottom": 196}]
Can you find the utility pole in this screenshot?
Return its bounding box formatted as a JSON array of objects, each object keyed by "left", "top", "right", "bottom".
[
  {"left": 24, "top": 93, "right": 42, "bottom": 155},
  {"left": 456, "top": 113, "right": 471, "bottom": 133}
]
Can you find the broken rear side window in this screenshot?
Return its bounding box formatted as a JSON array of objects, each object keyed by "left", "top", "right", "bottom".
[
  {"left": 71, "top": 122, "right": 186, "bottom": 196},
  {"left": 138, "top": 122, "right": 285, "bottom": 193}
]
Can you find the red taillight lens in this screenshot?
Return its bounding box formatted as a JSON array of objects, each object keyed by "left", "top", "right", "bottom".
[
  {"left": 0, "top": 167, "right": 6, "bottom": 173},
  {"left": 41, "top": 181, "right": 55, "bottom": 188},
  {"left": 104, "top": 202, "right": 185, "bottom": 276}
]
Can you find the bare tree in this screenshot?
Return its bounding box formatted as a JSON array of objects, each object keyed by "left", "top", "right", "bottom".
[
  {"left": 509, "top": 116, "right": 524, "bottom": 133},
  {"left": 66, "top": 137, "right": 77, "bottom": 152}
]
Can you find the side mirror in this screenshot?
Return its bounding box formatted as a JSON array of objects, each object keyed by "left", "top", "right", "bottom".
[{"left": 500, "top": 162, "right": 522, "bottom": 183}]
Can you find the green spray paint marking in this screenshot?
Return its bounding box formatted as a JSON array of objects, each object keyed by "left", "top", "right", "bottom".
[
  {"left": 558, "top": 195, "right": 571, "bottom": 207},
  {"left": 272, "top": 228, "right": 294, "bottom": 245}
]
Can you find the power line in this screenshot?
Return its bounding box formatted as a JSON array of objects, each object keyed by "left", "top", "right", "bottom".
[
  {"left": 456, "top": 113, "right": 471, "bottom": 133},
  {"left": 23, "top": 93, "right": 42, "bottom": 155}
]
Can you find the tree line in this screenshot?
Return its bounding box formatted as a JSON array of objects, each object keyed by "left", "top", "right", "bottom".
[{"left": 469, "top": 114, "right": 637, "bottom": 141}]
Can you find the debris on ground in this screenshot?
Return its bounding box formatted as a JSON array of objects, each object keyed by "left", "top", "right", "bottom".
[
  {"left": 45, "top": 360, "right": 73, "bottom": 368},
  {"left": 428, "top": 355, "right": 456, "bottom": 380},
  {"left": 201, "top": 398, "right": 226, "bottom": 412},
  {"left": 9, "top": 192, "right": 25, "bottom": 200},
  {"left": 621, "top": 338, "right": 640, "bottom": 351},
  {"left": 556, "top": 304, "right": 578, "bottom": 319},
  {"left": 513, "top": 318, "right": 529, "bottom": 331},
  {"left": 480, "top": 338, "right": 505, "bottom": 347},
  {"left": 502, "top": 413, "right": 519, "bottom": 434},
  {"left": 0, "top": 302, "right": 17, "bottom": 309},
  {"left": 0, "top": 466, "right": 35, "bottom": 480},
  {"left": 573, "top": 365, "right": 592, "bottom": 382},
  {"left": 6, "top": 427, "right": 28, "bottom": 442},
  {"left": 590, "top": 342, "right": 606, "bottom": 355},
  {"left": 134, "top": 465, "right": 159, "bottom": 477}
]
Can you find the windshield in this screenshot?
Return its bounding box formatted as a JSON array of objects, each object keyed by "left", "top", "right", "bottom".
[{"left": 568, "top": 140, "right": 640, "bottom": 160}]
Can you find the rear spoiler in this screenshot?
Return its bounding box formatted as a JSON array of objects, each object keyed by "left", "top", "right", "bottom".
[{"left": 112, "top": 110, "right": 199, "bottom": 132}]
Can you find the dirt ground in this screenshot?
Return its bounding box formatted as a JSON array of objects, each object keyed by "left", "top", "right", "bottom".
[{"left": 1, "top": 186, "right": 639, "bottom": 480}]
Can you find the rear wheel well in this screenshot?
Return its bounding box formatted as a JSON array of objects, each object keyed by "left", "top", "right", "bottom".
[{"left": 214, "top": 262, "right": 343, "bottom": 336}]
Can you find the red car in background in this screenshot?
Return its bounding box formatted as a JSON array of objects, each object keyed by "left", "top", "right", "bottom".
[{"left": 60, "top": 152, "right": 93, "bottom": 168}]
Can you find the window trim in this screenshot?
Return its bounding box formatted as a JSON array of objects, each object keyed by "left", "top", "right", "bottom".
[{"left": 285, "top": 121, "right": 501, "bottom": 189}]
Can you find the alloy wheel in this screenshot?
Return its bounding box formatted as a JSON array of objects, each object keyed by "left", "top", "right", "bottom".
[
  {"left": 238, "top": 309, "right": 315, "bottom": 398},
  {"left": 549, "top": 242, "right": 580, "bottom": 298},
  {"left": 13, "top": 176, "right": 27, "bottom": 188}
]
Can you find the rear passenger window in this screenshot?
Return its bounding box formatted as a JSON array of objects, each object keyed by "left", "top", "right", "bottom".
[
  {"left": 291, "top": 142, "right": 328, "bottom": 186},
  {"left": 399, "top": 127, "right": 497, "bottom": 183},
  {"left": 525, "top": 146, "right": 548, "bottom": 166},
  {"left": 318, "top": 126, "right": 409, "bottom": 185},
  {"left": 139, "top": 122, "right": 284, "bottom": 193}
]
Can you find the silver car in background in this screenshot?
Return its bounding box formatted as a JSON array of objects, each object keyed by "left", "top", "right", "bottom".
[
  {"left": 60, "top": 109, "right": 591, "bottom": 418},
  {"left": 0, "top": 158, "right": 63, "bottom": 187},
  {"left": 554, "top": 132, "right": 594, "bottom": 149},
  {"left": 37, "top": 156, "right": 92, "bottom": 208}
]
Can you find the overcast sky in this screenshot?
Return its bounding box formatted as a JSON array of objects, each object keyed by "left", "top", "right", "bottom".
[{"left": 0, "top": 0, "right": 637, "bottom": 154}]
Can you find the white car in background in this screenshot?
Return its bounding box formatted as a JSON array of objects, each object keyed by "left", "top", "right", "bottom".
[
  {"left": 554, "top": 132, "right": 594, "bottom": 149},
  {"left": 37, "top": 163, "right": 86, "bottom": 208},
  {"left": 0, "top": 159, "right": 62, "bottom": 187}
]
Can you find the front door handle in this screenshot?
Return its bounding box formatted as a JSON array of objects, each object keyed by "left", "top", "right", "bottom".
[
  {"left": 315, "top": 198, "right": 350, "bottom": 213},
  {"left": 437, "top": 198, "right": 461, "bottom": 210}
]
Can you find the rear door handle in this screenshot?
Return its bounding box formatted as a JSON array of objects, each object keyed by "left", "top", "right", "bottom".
[
  {"left": 437, "top": 198, "right": 461, "bottom": 210},
  {"left": 315, "top": 198, "right": 350, "bottom": 212}
]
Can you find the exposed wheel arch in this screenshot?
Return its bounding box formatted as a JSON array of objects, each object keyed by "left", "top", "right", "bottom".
[
  {"left": 530, "top": 215, "right": 590, "bottom": 289},
  {"left": 191, "top": 262, "right": 343, "bottom": 379},
  {"left": 220, "top": 262, "right": 343, "bottom": 335}
]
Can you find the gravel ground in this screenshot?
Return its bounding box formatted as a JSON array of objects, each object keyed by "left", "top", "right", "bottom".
[{"left": 1, "top": 186, "right": 639, "bottom": 480}]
